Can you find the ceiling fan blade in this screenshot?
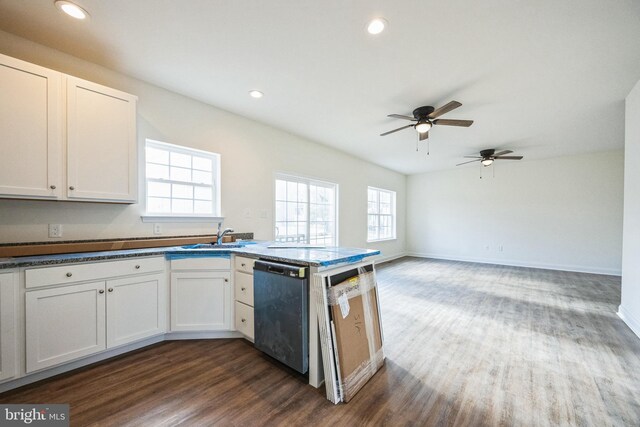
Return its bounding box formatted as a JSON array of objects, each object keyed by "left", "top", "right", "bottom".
[
  {"left": 495, "top": 156, "right": 523, "bottom": 160},
  {"left": 419, "top": 131, "right": 429, "bottom": 141},
  {"left": 387, "top": 114, "right": 417, "bottom": 121},
  {"left": 428, "top": 101, "right": 462, "bottom": 119},
  {"left": 492, "top": 150, "right": 513, "bottom": 157},
  {"left": 463, "top": 156, "right": 482, "bottom": 159},
  {"left": 380, "top": 124, "right": 414, "bottom": 136},
  {"left": 432, "top": 119, "right": 474, "bottom": 127},
  {"left": 456, "top": 159, "right": 481, "bottom": 166}
]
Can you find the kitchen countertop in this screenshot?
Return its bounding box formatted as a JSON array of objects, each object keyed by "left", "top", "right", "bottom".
[{"left": 0, "top": 242, "right": 380, "bottom": 270}]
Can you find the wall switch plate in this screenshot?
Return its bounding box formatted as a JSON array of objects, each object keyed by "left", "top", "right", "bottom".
[
  {"left": 48, "top": 224, "right": 63, "bottom": 238},
  {"left": 499, "top": 245, "right": 504, "bottom": 252},
  {"left": 153, "top": 223, "right": 162, "bottom": 235}
]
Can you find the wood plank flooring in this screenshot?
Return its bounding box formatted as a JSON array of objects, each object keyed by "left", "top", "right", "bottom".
[{"left": 2, "top": 257, "right": 640, "bottom": 426}]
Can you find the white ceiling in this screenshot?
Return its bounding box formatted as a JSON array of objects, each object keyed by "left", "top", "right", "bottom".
[{"left": 1, "top": 0, "right": 639, "bottom": 175}]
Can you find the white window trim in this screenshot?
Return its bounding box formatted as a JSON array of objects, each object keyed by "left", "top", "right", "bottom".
[
  {"left": 367, "top": 186, "right": 397, "bottom": 243},
  {"left": 274, "top": 172, "right": 339, "bottom": 246},
  {"left": 140, "top": 139, "right": 222, "bottom": 223}
]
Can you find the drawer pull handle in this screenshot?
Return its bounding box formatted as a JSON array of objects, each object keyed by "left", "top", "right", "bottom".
[
  {"left": 69, "top": 186, "right": 75, "bottom": 190},
  {"left": 241, "top": 263, "right": 246, "bottom": 267},
  {"left": 50, "top": 185, "right": 56, "bottom": 190},
  {"left": 99, "top": 289, "right": 105, "bottom": 294},
  {"left": 241, "top": 287, "right": 246, "bottom": 291},
  {"left": 135, "top": 265, "right": 140, "bottom": 269},
  {"left": 66, "top": 272, "right": 73, "bottom": 277},
  {"left": 241, "top": 318, "right": 246, "bottom": 323},
  {"left": 108, "top": 288, "right": 114, "bottom": 292},
  {"left": 224, "top": 278, "right": 229, "bottom": 282}
]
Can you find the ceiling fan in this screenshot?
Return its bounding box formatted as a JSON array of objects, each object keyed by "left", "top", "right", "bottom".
[
  {"left": 380, "top": 101, "right": 474, "bottom": 141},
  {"left": 456, "top": 149, "right": 523, "bottom": 167}
]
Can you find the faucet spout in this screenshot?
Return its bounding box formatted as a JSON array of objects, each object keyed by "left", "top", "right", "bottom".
[{"left": 216, "top": 227, "right": 234, "bottom": 245}]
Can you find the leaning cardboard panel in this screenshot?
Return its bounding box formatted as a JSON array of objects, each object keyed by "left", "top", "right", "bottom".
[{"left": 328, "top": 270, "right": 384, "bottom": 402}]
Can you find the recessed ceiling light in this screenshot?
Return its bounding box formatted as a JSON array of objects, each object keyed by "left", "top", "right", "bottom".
[
  {"left": 54, "top": 1, "right": 89, "bottom": 20},
  {"left": 367, "top": 18, "right": 387, "bottom": 35},
  {"left": 249, "top": 90, "right": 264, "bottom": 99}
]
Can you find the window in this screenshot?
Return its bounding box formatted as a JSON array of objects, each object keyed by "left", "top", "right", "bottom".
[
  {"left": 275, "top": 174, "right": 338, "bottom": 245},
  {"left": 368, "top": 187, "right": 396, "bottom": 242},
  {"left": 144, "top": 139, "right": 220, "bottom": 217}
]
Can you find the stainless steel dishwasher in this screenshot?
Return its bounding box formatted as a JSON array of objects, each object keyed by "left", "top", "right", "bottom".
[{"left": 253, "top": 260, "right": 308, "bottom": 374}]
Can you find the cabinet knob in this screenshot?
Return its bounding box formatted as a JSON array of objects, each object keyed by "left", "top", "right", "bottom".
[
  {"left": 69, "top": 186, "right": 75, "bottom": 190},
  {"left": 224, "top": 278, "right": 229, "bottom": 282},
  {"left": 50, "top": 185, "right": 56, "bottom": 190},
  {"left": 241, "top": 287, "right": 246, "bottom": 291},
  {"left": 66, "top": 272, "right": 73, "bottom": 277},
  {"left": 241, "top": 318, "right": 246, "bottom": 323},
  {"left": 241, "top": 263, "right": 246, "bottom": 267},
  {"left": 99, "top": 289, "right": 105, "bottom": 294},
  {"left": 135, "top": 265, "right": 140, "bottom": 269},
  {"left": 108, "top": 288, "right": 114, "bottom": 292}
]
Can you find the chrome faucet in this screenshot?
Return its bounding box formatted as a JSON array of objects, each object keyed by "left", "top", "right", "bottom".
[{"left": 215, "top": 223, "right": 234, "bottom": 245}]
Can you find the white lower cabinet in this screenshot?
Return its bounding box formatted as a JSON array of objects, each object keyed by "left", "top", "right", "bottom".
[
  {"left": 106, "top": 273, "right": 166, "bottom": 348},
  {"left": 25, "top": 262, "right": 166, "bottom": 373},
  {"left": 170, "top": 271, "right": 232, "bottom": 331},
  {"left": 26, "top": 281, "right": 106, "bottom": 372},
  {"left": 0, "top": 272, "right": 17, "bottom": 382}
]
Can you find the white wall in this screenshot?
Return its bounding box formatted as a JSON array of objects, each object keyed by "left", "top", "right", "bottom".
[
  {"left": 0, "top": 31, "right": 406, "bottom": 261},
  {"left": 619, "top": 79, "right": 640, "bottom": 338},
  {"left": 407, "top": 150, "right": 624, "bottom": 275}
]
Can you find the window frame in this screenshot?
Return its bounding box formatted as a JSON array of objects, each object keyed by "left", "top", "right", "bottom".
[
  {"left": 274, "top": 172, "right": 339, "bottom": 246},
  {"left": 140, "top": 139, "right": 222, "bottom": 222},
  {"left": 367, "top": 186, "right": 397, "bottom": 242}
]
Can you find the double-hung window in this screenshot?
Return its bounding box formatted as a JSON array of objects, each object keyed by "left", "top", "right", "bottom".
[
  {"left": 144, "top": 139, "right": 220, "bottom": 217},
  {"left": 367, "top": 187, "right": 396, "bottom": 242},
  {"left": 275, "top": 174, "right": 338, "bottom": 245}
]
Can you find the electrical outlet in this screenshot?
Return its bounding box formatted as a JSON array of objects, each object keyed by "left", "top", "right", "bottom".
[
  {"left": 153, "top": 223, "right": 162, "bottom": 235},
  {"left": 499, "top": 245, "right": 504, "bottom": 252},
  {"left": 485, "top": 245, "right": 490, "bottom": 251},
  {"left": 48, "top": 224, "right": 63, "bottom": 238},
  {"left": 259, "top": 209, "right": 268, "bottom": 219},
  {"left": 242, "top": 208, "right": 252, "bottom": 218}
]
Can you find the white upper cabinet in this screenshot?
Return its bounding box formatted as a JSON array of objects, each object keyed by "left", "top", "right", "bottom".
[
  {"left": 67, "top": 77, "right": 137, "bottom": 202},
  {"left": 0, "top": 53, "right": 138, "bottom": 203},
  {"left": 0, "top": 54, "right": 62, "bottom": 199}
]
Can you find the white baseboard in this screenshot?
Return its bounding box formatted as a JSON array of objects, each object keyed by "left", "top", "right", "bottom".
[
  {"left": 618, "top": 305, "right": 640, "bottom": 340},
  {"left": 374, "top": 252, "right": 408, "bottom": 265},
  {"left": 406, "top": 252, "right": 622, "bottom": 276},
  {"left": 165, "top": 331, "right": 243, "bottom": 340}
]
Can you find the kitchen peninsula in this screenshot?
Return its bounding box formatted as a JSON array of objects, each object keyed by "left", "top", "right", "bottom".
[{"left": 0, "top": 240, "right": 380, "bottom": 393}]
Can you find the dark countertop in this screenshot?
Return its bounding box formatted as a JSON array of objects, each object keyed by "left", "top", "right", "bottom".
[{"left": 0, "top": 242, "right": 380, "bottom": 270}]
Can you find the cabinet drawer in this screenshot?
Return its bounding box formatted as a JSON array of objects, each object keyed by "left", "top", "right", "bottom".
[
  {"left": 235, "top": 301, "right": 254, "bottom": 341},
  {"left": 234, "top": 256, "right": 256, "bottom": 274},
  {"left": 171, "top": 257, "right": 230, "bottom": 271},
  {"left": 25, "top": 257, "right": 165, "bottom": 289},
  {"left": 234, "top": 272, "right": 253, "bottom": 306}
]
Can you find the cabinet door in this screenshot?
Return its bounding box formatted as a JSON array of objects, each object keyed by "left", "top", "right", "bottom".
[
  {"left": 26, "top": 281, "right": 106, "bottom": 373},
  {"left": 0, "top": 54, "right": 62, "bottom": 199},
  {"left": 170, "top": 272, "right": 231, "bottom": 331},
  {"left": 106, "top": 273, "right": 166, "bottom": 348},
  {"left": 66, "top": 76, "right": 137, "bottom": 203},
  {"left": 0, "top": 273, "right": 17, "bottom": 382}
]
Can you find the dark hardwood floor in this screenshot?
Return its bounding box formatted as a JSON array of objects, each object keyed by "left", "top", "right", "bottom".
[{"left": 2, "top": 257, "right": 640, "bottom": 426}]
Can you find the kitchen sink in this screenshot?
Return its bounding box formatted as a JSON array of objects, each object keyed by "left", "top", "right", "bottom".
[{"left": 181, "top": 243, "right": 243, "bottom": 249}]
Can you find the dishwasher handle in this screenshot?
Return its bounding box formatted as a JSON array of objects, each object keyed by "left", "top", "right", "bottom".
[{"left": 254, "top": 260, "right": 307, "bottom": 279}]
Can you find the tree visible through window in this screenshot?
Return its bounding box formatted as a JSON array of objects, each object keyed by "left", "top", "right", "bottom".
[
  {"left": 144, "top": 139, "right": 220, "bottom": 216},
  {"left": 368, "top": 187, "right": 396, "bottom": 241},
  {"left": 275, "top": 174, "right": 337, "bottom": 245}
]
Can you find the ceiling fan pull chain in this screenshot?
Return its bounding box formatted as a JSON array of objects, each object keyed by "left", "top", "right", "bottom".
[
  {"left": 416, "top": 139, "right": 419, "bottom": 152},
  {"left": 427, "top": 141, "right": 430, "bottom": 156},
  {"left": 493, "top": 163, "right": 496, "bottom": 178},
  {"left": 479, "top": 163, "right": 483, "bottom": 179}
]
